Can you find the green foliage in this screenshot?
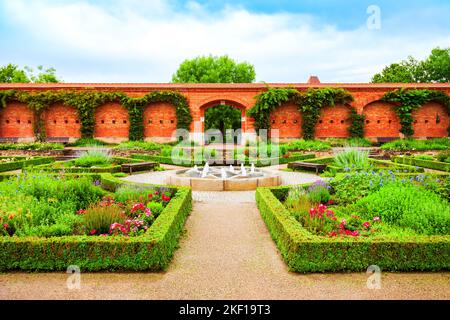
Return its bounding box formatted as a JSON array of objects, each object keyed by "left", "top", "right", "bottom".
[
  {"left": 204, "top": 105, "right": 241, "bottom": 138},
  {"left": 348, "top": 109, "right": 365, "bottom": 138},
  {"left": 436, "top": 150, "right": 450, "bottom": 163},
  {"left": 114, "top": 140, "right": 163, "bottom": 151},
  {"left": 0, "top": 64, "right": 61, "bottom": 83},
  {"left": 282, "top": 139, "right": 331, "bottom": 151},
  {"left": 147, "top": 201, "right": 164, "bottom": 217},
  {"left": 0, "top": 156, "right": 54, "bottom": 173},
  {"left": 325, "top": 138, "right": 372, "bottom": 147},
  {"left": 372, "top": 47, "right": 450, "bottom": 83},
  {"left": 74, "top": 150, "right": 112, "bottom": 167},
  {"left": 172, "top": 55, "right": 255, "bottom": 83},
  {"left": 381, "top": 89, "right": 450, "bottom": 137},
  {"left": 0, "top": 142, "right": 63, "bottom": 150},
  {"left": 68, "top": 138, "right": 109, "bottom": 147},
  {"left": 306, "top": 181, "right": 331, "bottom": 204},
  {"left": 113, "top": 185, "right": 153, "bottom": 203},
  {"left": 354, "top": 183, "right": 450, "bottom": 235},
  {"left": 334, "top": 149, "right": 370, "bottom": 171},
  {"left": 380, "top": 138, "right": 450, "bottom": 151}
]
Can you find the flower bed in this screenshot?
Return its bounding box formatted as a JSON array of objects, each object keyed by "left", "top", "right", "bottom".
[
  {"left": 29, "top": 156, "right": 149, "bottom": 173},
  {"left": 0, "top": 156, "right": 55, "bottom": 172},
  {"left": 0, "top": 173, "right": 192, "bottom": 271},
  {"left": 392, "top": 155, "right": 450, "bottom": 172},
  {"left": 256, "top": 171, "right": 450, "bottom": 272}
]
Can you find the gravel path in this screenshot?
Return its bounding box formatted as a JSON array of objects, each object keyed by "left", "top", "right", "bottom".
[{"left": 1, "top": 168, "right": 449, "bottom": 300}]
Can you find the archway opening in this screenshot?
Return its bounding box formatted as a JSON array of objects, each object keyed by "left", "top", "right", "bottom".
[{"left": 204, "top": 104, "right": 242, "bottom": 144}]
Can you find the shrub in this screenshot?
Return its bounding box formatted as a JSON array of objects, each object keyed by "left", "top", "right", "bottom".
[
  {"left": 414, "top": 154, "right": 434, "bottom": 161},
  {"left": 436, "top": 150, "right": 450, "bottom": 163},
  {"left": 325, "top": 138, "right": 372, "bottom": 147},
  {"left": 147, "top": 201, "right": 164, "bottom": 217},
  {"left": 114, "top": 141, "right": 163, "bottom": 151},
  {"left": 69, "top": 138, "right": 108, "bottom": 147},
  {"left": 282, "top": 139, "right": 331, "bottom": 151},
  {"left": 354, "top": 183, "right": 450, "bottom": 235},
  {"left": 113, "top": 185, "right": 153, "bottom": 204},
  {"left": 334, "top": 148, "right": 370, "bottom": 171},
  {"left": 74, "top": 150, "right": 112, "bottom": 167}
]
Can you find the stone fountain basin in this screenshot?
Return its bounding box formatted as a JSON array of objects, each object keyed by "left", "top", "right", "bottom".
[{"left": 166, "top": 167, "right": 281, "bottom": 191}]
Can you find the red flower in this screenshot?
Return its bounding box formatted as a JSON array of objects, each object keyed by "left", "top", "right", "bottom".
[
  {"left": 345, "top": 230, "right": 352, "bottom": 235},
  {"left": 148, "top": 194, "right": 153, "bottom": 199},
  {"left": 76, "top": 209, "right": 86, "bottom": 215},
  {"left": 329, "top": 231, "right": 337, "bottom": 237},
  {"left": 90, "top": 229, "right": 97, "bottom": 235},
  {"left": 362, "top": 221, "right": 370, "bottom": 228},
  {"left": 351, "top": 231, "right": 359, "bottom": 236},
  {"left": 154, "top": 191, "right": 159, "bottom": 195},
  {"left": 3, "top": 223, "right": 9, "bottom": 229},
  {"left": 161, "top": 194, "right": 171, "bottom": 202},
  {"left": 327, "top": 199, "right": 334, "bottom": 205},
  {"left": 131, "top": 203, "right": 146, "bottom": 213}
]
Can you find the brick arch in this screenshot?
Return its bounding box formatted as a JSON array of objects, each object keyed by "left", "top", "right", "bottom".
[
  {"left": 315, "top": 104, "right": 352, "bottom": 138},
  {"left": 362, "top": 101, "right": 401, "bottom": 138},
  {"left": 412, "top": 102, "right": 449, "bottom": 138},
  {"left": 199, "top": 99, "right": 247, "bottom": 132},
  {"left": 143, "top": 102, "right": 177, "bottom": 140},
  {"left": 0, "top": 101, "right": 34, "bottom": 138},
  {"left": 94, "top": 102, "right": 129, "bottom": 141},
  {"left": 270, "top": 102, "right": 302, "bottom": 138},
  {"left": 44, "top": 103, "right": 81, "bottom": 139}
]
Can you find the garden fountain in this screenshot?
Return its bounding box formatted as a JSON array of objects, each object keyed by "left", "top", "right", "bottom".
[{"left": 167, "top": 163, "right": 281, "bottom": 191}]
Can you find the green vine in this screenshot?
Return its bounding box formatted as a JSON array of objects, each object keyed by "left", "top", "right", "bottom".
[
  {"left": 247, "top": 87, "right": 354, "bottom": 139},
  {"left": 1, "top": 90, "right": 192, "bottom": 142},
  {"left": 348, "top": 108, "right": 365, "bottom": 138},
  {"left": 381, "top": 88, "right": 450, "bottom": 137}
]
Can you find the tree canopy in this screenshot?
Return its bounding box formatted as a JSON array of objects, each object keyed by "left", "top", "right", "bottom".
[
  {"left": 372, "top": 47, "right": 450, "bottom": 83},
  {"left": 0, "top": 64, "right": 61, "bottom": 83},
  {"left": 171, "top": 55, "right": 255, "bottom": 83}
]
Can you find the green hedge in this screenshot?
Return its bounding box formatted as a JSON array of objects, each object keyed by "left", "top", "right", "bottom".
[
  {"left": 0, "top": 156, "right": 55, "bottom": 172},
  {"left": 131, "top": 153, "right": 315, "bottom": 167},
  {"left": 393, "top": 156, "right": 450, "bottom": 172},
  {"left": 0, "top": 173, "right": 192, "bottom": 271},
  {"left": 255, "top": 187, "right": 450, "bottom": 272}
]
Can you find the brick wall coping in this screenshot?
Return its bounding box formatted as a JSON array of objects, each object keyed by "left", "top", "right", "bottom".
[{"left": 1, "top": 82, "right": 449, "bottom": 91}]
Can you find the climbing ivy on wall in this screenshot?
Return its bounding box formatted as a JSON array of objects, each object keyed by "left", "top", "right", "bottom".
[
  {"left": 247, "top": 87, "right": 354, "bottom": 140},
  {"left": 381, "top": 88, "right": 450, "bottom": 137},
  {"left": 348, "top": 108, "right": 365, "bottom": 138},
  {"left": 1, "top": 90, "right": 192, "bottom": 141}
]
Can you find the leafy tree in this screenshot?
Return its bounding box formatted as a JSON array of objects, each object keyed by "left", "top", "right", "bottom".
[
  {"left": 0, "top": 64, "right": 61, "bottom": 83},
  {"left": 172, "top": 55, "right": 255, "bottom": 83},
  {"left": 204, "top": 105, "right": 242, "bottom": 143},
  {"left": 372, "top": 47, "right": 450, "bottom": 83}
]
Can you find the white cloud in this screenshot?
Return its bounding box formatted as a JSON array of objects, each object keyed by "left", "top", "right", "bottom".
[{"left": 2, "top": 0, "right": 449, "bottom": 82}]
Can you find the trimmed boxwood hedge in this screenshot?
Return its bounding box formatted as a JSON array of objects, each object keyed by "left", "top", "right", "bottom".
[
  {"left": 0, "top": 173, "right": 192, "bottom": 271},
  {"left": 393, "top": 156, "right": 450, "bottom": 172},
  {"left": 256, "top": 186, "right": 450, "bottom": 272},
  {"left": 0, "top": 156, "right": 55, "bottom": 172},
  {"left": 131, "top": 153, "right": 315, "bottom": 167}
]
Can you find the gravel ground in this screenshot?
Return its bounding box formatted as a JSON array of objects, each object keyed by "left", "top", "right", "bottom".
[{"left": 1, "top": 166, "right": 448, "bottom": 300}]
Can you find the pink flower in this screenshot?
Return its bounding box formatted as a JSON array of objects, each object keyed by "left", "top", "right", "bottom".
[
  {"left": 99, "top": 234, "right": 108, "bottom": 237},
  {"left": 345, "top": 230, "right": 352, "bottom": 235},
  {"left": 3, "top": 223, "right": 9, "bottom": 229},
  {"left": 76, "top": 209, "right": 86, "bottom": 215},
  {"left": 373, "top": 216, "right": 381, "bottom": 222},
  {"left": 329, "top": 231, "right": 337, "bottom": 237},
  {"left": 90, "top": 229, "right": 97, "bottom": 235},
  {"left": 327, "top": 199, "right": 335, "bottom": 205},
  {"left": 341, "top": 219, "right": 347, "bottom": 226},
  {"left": 362, "top": 221, "right": 370, "bottom": 228},
  {"left": 144, "top": 208, "right": 152, "bottom": 217},
  {"left": 351, "top": 231, "right": 359, "bottom": 236}
]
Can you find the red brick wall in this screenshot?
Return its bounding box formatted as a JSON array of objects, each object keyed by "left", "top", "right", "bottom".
[
  {"left": 0, "top": 102, "right": 34, "bottom": 138},
  {"left": 94, "top": 103, "right": 129, "bottom": 138},
  {"left": 362, "top": 101, "right": 401, "bottom": 138},
  {"left": 270, "top": 102, "right": 302, "bottom": 138},
  {"left": 44, "top": 103, "right": 81, "bottom": 138},
  {"left": 315, "top": 104, "right": 351, "bottom": 138},
  {"left": 143, "top": 102, "right": 177, "bottom": 138},
  {"left": 412, "top": 102, "right": 449, "bottom": 138}
]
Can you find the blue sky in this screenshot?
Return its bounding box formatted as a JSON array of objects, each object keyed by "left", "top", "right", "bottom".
[{"left": 0, "top": 0, "right": 449, "bottom": 83}]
